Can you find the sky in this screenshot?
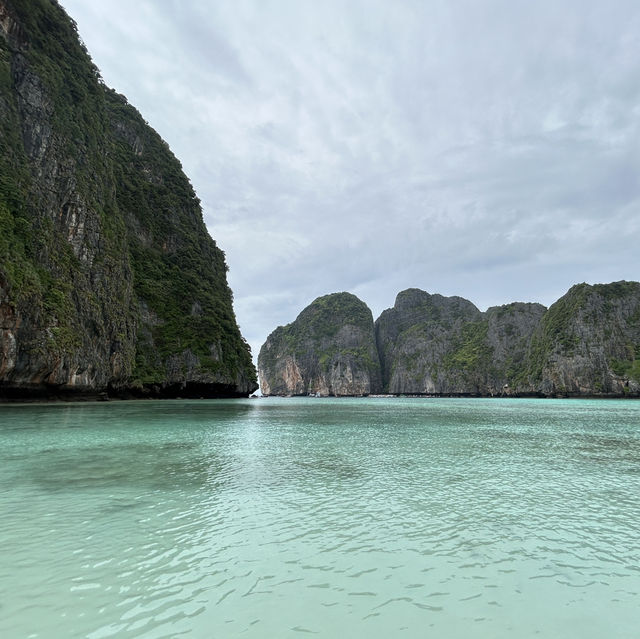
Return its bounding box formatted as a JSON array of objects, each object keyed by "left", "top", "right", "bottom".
[{"left": 61, "top": 0, "right": 640, "bottom": 362}]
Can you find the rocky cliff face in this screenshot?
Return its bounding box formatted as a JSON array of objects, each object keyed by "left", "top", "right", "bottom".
[
  {"left": 375, "top": 283, "right": 640, "bottom": 397},
  {"left": 258, "top": 293, "right": 382, "bottom": 396},
  {"left": 373, "top": 290, "right": 545, "bottom": 395},
  {"left": 260, "top": 282, "right": 640, "bottom": 398},
  {"left": 522, "top": 282, "right": 640, "bottom": 396},
  {"left": 0, "top": 0, "right": 257, "bottom": 399},
  {"left": 375, "top": 289, "right": 483, "bottom": 394},
  {"left": 483, "top": 302, "right": 547, "bottom": 393}
]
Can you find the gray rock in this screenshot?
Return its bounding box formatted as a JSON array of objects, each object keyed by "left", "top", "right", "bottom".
[
  {"left": 0, "top": 0, "right": 256, "bottom": 399},
  {"left": 258, "top": 293, "right": 381, "bottom": 397}
]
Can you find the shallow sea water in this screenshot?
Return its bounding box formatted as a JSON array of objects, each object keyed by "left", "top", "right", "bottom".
[{"left": 0, "top": 397, "right": 639, "bottom": 638}]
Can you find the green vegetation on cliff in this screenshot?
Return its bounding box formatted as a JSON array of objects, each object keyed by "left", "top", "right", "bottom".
[
  {"left": 0, "top": 0, "right": 256, "bottom": 397},
  {"left": 0, "top": 0, "right": 104, "bottom": 360},
  {"left": 258, "top": 293, "right": 381, "bottom": 396},
  {"left": 520, "top": 281, "right": 640, "bottom": 394},
  {"left": 374, "top": 289, "right": 484, "bottom": 394},
  {"left": 106, "top": 89, "right": 254, "bottom": 387},
  {"left": 260, "top": 282, "right": 640, "bottom": 398},
  {"left": 442, "top": 319, "right": 493, "bottom": 379},
  {"left": 523, "top": 284, "right": 588, "bottom": 383}
]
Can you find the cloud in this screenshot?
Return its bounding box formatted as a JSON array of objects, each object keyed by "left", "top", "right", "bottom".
[{"left": 62, "top": 0, "right": 640, "bottom": 362}]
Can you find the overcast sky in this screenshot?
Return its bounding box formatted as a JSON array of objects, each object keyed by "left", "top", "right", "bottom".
[{"left": 61, "top": 0, "right": 640, "bottom": 362}]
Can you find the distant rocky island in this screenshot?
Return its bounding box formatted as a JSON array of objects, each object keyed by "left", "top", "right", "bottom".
[
  {"left": 0, "top": 0, "right": 257, "bottom": 399},
  {"left": 259, "top": 282, "right": 640, "bottom": 398}
]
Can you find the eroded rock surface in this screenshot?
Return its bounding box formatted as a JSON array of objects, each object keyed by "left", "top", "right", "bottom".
[
  {"left": 260, "top": 282, "right": 640, "bottom": 398},
  {"left": 258, "top": 293, "right": 381, "bottom": 397},
  {"left": 0, "top": 0, "right": 256, "bottom": 399}
]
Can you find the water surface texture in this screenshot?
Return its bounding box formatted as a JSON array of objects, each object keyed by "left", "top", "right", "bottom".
[{"left": 1, "top": 398, "right": 639, "bottom": 638}]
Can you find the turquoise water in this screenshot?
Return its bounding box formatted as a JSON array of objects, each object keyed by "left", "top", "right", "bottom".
[{"left": 0, "top": 398, "right": 639, "bottom": 638}]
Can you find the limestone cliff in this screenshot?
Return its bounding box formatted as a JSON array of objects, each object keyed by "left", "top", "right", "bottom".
[
  {"left": 0, "top": 0, "right": 257, "bottom": 398},
  {"left": 521, "top": 281, "right": 640, "bottom": 396},
  {"left": 375, "top": 289, "right": 483, "bottom": 394},
  {"left": 258, "top": 293, "right": 381, "bottom": 396},
  {"left": 483, "top": 302, "right": 547, "bottom": 393},
  {"left": 373, "top": 290, "right": 544, "bottom": 395},
  {"left": 260, "top": 282, "right": 640, "bottom": 398},
  {"left": 375, "top": 282, "right": 640, "bottom": 397}
]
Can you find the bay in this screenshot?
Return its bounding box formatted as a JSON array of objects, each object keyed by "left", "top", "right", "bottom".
[{"left": 0, "top": 397, "right": 639, "bottom": 638}]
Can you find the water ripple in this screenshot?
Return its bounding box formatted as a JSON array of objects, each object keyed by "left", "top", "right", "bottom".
[{"left": 1, "top": 398, "right": 639, "bottom": 637}]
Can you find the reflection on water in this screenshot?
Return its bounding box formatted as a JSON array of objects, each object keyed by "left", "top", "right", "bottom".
[{"left": 0, "top": 398, "right": 639, "bottom": 638}]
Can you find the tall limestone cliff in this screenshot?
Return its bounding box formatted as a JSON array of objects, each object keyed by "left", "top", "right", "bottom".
[
  {"left": 375, "top": 289, "right": 483, "bottom": 394},
  {"left": 373, "top": 289, "right": 544, "bottom": 395},
  {"left": 259, "top": 281, "right": 640, "bottom": 398},
  {"left": 375, "top": 283, "right": 640, "bottom": 397},
  {"left": 0, "top": 0, "right": 257, "bottom": 398},
  {"left": 258, "top": 293, "right": 382, "bottom": 396},
  {"left": 521, "top": 281, "right": 640, "bottom": 396},
  {"left": 483, "top": 301, "right": 548, "bottom": 392}
]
